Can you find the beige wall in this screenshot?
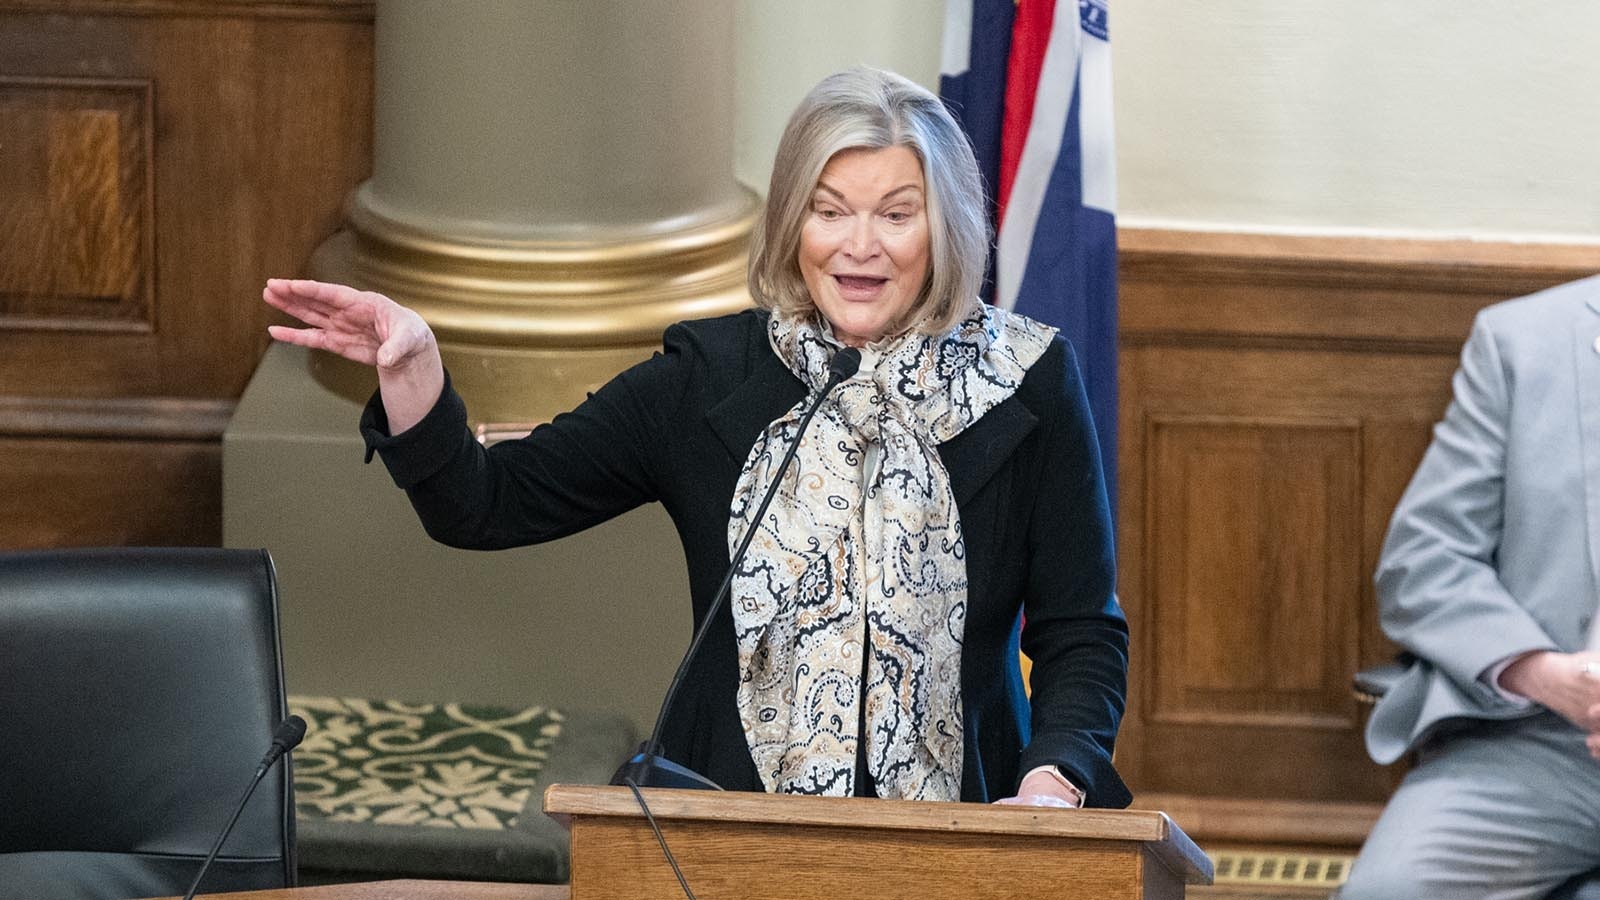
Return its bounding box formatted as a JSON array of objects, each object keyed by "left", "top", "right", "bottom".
[
  {"left": 734, "top": 0, "right": 945, "bottom": 194},
  {"left": 737, "top": 1, "right": 1600, "bottom": 242}
]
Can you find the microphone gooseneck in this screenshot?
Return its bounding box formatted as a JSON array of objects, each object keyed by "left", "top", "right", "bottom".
[
  {"left": 183, "top": 715, "right": 307, "bottom": 900},
  {"left": 611, "top": 346, "right": 862, "bottom": 790}
]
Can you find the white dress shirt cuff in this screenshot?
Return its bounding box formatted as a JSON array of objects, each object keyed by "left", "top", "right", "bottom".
[{"left": 1482, "top": 654, "right": 1536, "bottom": 707}]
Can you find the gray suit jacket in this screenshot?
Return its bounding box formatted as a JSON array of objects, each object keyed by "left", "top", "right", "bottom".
[{"left": 1367, "top": 274, "right": 1600, "bottom": 764}]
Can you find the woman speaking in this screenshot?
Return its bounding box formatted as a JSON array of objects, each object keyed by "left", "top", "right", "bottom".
[{"left": 263, "top": 67, "right": 1129, "bottom": 809}]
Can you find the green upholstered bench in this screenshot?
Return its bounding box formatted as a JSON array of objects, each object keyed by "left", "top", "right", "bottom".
[{"left": 287, "top": 696, "right": 637, "bottom": 884}]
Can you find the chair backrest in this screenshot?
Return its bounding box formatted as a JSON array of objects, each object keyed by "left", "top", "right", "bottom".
[{"left": 0, "top": 547, "right": 297, "bottom": 899}]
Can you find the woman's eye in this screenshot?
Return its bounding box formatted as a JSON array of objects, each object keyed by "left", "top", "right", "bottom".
[
  {"left": 815, "top": 207, "right": 841, "bottom": 221},
  {"left": 885, "top": 211, "right": 910, "bottom": 224}
]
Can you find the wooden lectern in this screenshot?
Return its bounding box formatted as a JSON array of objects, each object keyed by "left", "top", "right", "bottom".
[{"left": 545, "top": 785, "right": 1212, "bottom": 899}]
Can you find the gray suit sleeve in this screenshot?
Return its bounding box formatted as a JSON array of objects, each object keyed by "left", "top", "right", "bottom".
[{"left": 1375, "top": 313, "right": 1558, "bottom": 699}]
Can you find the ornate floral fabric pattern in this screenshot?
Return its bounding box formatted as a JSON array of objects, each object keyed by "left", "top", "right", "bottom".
[
  {"left": 289, "top": 696, "right": 562, "bottom": 830},
  {"left": 730, "top": 302, "right": 1055, "bottom": 800}
]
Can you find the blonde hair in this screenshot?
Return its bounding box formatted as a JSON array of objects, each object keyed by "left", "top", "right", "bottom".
[{"left": 748, "top": 67, "right": 989, "bottom": 335}]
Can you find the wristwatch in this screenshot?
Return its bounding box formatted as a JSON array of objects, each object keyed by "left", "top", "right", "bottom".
[{"left": 1029, "top": 765, "right": 1086, "bottom": 808}]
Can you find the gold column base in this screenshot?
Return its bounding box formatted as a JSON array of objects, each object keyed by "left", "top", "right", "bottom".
[{"left": 307, "top": 184, "right": 759, "bottom": 427}]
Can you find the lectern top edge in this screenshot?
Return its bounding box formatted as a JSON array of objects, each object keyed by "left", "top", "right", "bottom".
[
  {"left": 548, "top": 784, "right": 1214, "bottom": 887},
  {"left": 546, "top": 782, "right": 1161, "bottom": 841}
]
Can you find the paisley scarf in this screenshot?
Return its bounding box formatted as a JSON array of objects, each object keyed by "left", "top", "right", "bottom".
[{"left": 728, "top": 300, "right": 1055, "bottom": 799}]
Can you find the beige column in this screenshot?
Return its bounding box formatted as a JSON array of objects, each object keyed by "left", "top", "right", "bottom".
[{"left": 309, "top": 0, "right": 757, "bottom": 427}]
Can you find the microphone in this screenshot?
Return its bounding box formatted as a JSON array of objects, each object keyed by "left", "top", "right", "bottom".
[
  {"left": 613, "top": 346, "right": 863, "bottom": 791},
  {"left": 261, "top": 715, "right": 307, "bottom": 769},
  {"left": 182, "top": 715, "right": 307, "bottom": 900}
]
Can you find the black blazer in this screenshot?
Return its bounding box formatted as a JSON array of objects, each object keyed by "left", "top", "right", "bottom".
[{"left": 364, "top": 308, "right": 1130, "bottom": 807}]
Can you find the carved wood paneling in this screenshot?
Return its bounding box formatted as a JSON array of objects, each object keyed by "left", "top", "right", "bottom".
[
  {"left": 0, "top": 397, "right": 231, "bottom": 549},
  {"left": 0, "top": 1, "right": 371, "bottom": 551},
  {"left": 0, "top": 76, "right": 152, "bottom": 331},
  {"left": 0, "top": 3, "right": 372, "bottom": 402},
  {"left": 0, "top": 436, "right": 220, "bottom": 549},
  {"left": 1116, "top": 229, "right": 1600, "bottom": 839},
  {"left": 1146, "top": 415, "right": 1361, "bottom": 730}
]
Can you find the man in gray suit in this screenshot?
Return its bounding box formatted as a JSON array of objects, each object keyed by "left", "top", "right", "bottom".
[{"left": 1340, "top": 275, "right": 1600, "bottom": 899}]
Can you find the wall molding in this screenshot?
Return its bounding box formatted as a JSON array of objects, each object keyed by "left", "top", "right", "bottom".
[
  {"left": 0, "top": 0, "right": 372, "bottom": 20},
  {"left": 1119, "top": 228, "right": 1600, "bottom": 352},
  {"left": 1121, "top": 228, "right": 1600, "bottom": 291},
  {"left": 0, "top": 395, "right": 234, "bottom": 440},
  {"left": 1134, "top": 793, "right": 1383, "bottom": 849}
]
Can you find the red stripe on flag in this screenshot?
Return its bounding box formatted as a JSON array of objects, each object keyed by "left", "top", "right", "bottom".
[{"left": 997, "top": 0, "right": 1056, "bottom": 224}]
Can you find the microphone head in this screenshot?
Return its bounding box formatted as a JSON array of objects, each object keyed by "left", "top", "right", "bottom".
[
  {"left": 273, "top": 714, "right": 308, "bottom": 753},
  {"left": 828, "top": 347, "right": 863, "bottom": 383}
]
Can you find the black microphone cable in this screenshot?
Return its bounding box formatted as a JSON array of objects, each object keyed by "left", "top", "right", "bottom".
[
  {"left": 623, "top": 777, "right": 697, "bottom": 900},
  {"left": 182, "top": 714, "right": 307, "bottom": 900},
  {"left": 621, "top": 345, "right": 862, "bottom": 900},
  {"left": 631, "top": 345, "right": 863, "bottom": 779}
]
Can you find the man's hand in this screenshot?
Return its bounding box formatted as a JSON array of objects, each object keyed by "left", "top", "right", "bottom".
[{"left": 1500, "top": 650, "right": 1600, "bottom": 756}]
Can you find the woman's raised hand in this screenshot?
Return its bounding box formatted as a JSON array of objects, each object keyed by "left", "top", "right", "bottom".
[
  {"left": 263, "top": 278, "right": 445, "bottom": 434},
  {"left": 263, "top": 279, "right": 436, "bottom": 370}
]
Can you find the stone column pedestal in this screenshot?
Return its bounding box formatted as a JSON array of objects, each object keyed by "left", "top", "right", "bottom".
[{"left": 308, "top": 0, "right": 756, "bottom": 426}]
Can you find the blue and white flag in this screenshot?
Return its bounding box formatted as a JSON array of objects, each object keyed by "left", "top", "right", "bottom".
[{"left": 940, "top": 0, "right": 1119, "bottom": 511}]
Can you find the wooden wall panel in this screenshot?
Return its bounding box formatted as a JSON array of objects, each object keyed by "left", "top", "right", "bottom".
[
  {"left": 0, "top": 0, "right": 372, "bottom": 550},
  {"left": 1147, "top": 415, "right": 1361, "bottom": 730},
  {"left": 0, "top": 76, "right": 152, "bottom": 330},
  {"left": 0, "top": 435, "right": 220, "bottom": 549},
  {"left": 1116, "top": 229, "right": 1600, "bottom": 846}
]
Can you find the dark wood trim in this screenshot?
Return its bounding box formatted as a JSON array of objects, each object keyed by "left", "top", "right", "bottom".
[
  {"left": 0, "top": 314, "right": 156, "bottom": 334},
  {"left": 1119, "top": 330, "right": 1474, "bottom": 356},
  {"left": 0, "top": 0, "right": 372, "bottom": 21},
  {"left": 1119, "top": 228, "right": 1600, "bottom": 351},
  {"left": 0, "top": 396, "right": 235, "bottom": 440},
  {"left": 1120, "top": 228, "right": 1600, "bottom": 291},
  {"left": 0, "top": 73, "right": 155, "bottom": 92},
  {"left": 1132, "top": 793, "right": 1383, "bottom": 849}
]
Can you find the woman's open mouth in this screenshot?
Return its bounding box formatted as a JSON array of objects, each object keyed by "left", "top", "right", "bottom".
[{"left": 833, "top": 274, "right": 889, "bottom": 299}]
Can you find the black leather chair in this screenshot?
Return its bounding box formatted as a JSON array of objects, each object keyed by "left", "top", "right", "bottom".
[{"left": 0, "top": 547, "right": 297, "bottom": 900}]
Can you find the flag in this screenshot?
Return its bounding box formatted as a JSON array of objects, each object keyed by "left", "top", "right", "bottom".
[{"left": 940, "top": 0, "right": 1119, "bottom": 513}]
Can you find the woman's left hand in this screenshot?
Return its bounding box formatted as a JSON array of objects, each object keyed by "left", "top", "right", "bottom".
[{"left": 992, "top": 767, "right": 1084, "bottom": 808}]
